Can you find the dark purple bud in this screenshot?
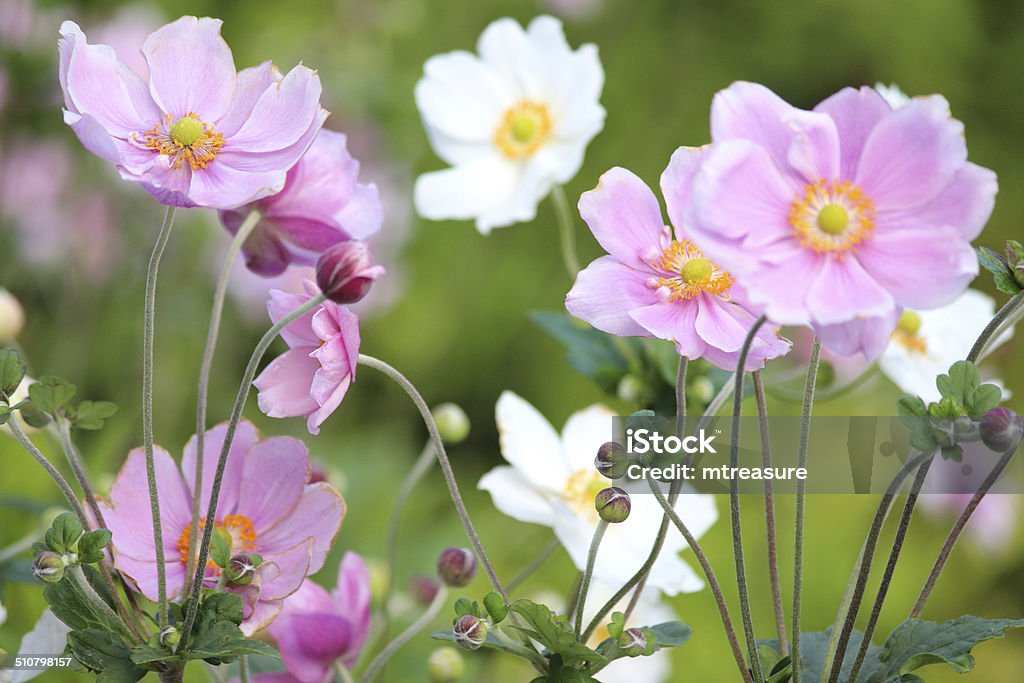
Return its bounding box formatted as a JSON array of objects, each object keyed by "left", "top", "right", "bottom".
[
  {"left": 595, "top": 441, "right": 627, "bottom": 479},
  {"left": 980, "top": 408, "right": 1024, "bottom": 453},
  {"left": 618, "top": 627, "right": 648, "bottom": 656},
  {"left": 595, "top": 487, "right": 631, "bottom": 523},
  {"left": 315, "top": 240, "right": 385, "bottom": 304},
  {"left": 437, "top": 547, "right": 477, "bottom": 587},
  {"left": 410, "top": 574, "right": 441, "bottom": 605},
  {"left": 33, "top": 551, "right": 65, "bottom": 583},
  {"left": 225, "top": 554, "right": 258, "bottom": 586},
  {"left": 453, "top": 615, "right": 487, "bottom": 650}
]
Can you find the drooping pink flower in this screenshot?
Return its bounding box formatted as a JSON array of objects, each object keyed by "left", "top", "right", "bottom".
[
  {"left": 218, "top": 130, "right": 383, "bottom": 276},
  {"left": 254, "top": 281, "right": 360, "bottom": 435},
  {"left": 58, "top": 16, "right": 328, "bottom": 209},
  {"left": 253, "top": 552, "right": 372, "bottom": 683},
  {"left": 98, "top": 420, "right": 346, "bottom": 634},
  {"left": 566, "top": 161, "right": 791, "bottom": 370},
  {"left": 683, "top": 82, "right": 996, "bottom": 357}
]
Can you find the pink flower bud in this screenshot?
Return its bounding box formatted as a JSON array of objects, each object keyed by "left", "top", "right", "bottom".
[
  {"left": 410, "top": 574, "right": 441, "bottom": 605},
  {"left": 980, "top": 408, "right": 1024, "bottom": 453},
  {"left": 453, "top": 615, "right": 487, "bottom": 650},
  {"left": 315, "top": 241, "right": 385, "bottom": 304},
  {"left": 437, "top": 547, "right": 477, "bottom": 587}
]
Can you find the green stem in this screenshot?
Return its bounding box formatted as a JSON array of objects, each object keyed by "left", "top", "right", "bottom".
[
  {"left": 909, "top": 441, "right": 1021, "bottom": 618},
  {"left": 142, "top": 206, "right": 176, "bottom": 628},
  {"left": 358, "top": 354, "right": 508, "bottom": 601},
  {"left": 506, "top": 538, "right": 560, "bottom": 594},
  {"left": 360, "top": 586, "right": 448, "bottom": 683},
  {"left": 239, "top": 656, "right": 250, "bottom": 683},
  {"left": 187, "top": 209, "right": 262, "bottom": 595},
  {"left": 791, "top": 336, "right": 821, "bottom": 683},
  {"left": 754, "top": 371, "right": 788, "bottom": 655},
  {"left": 0, "top": 530, "right": 36, "bottom": 564},
  {"left": 729, "top": 315, "right": 767, "bottom": 683},
  {"left": 335, "top": 661, "right": 356, "bottom": 683},
  {"left": 846, "top": 458, "right": 933, "bottom": 683},
  {"left": 574, "top": 520, "right": 608, "bottom": 638},
  {"left": 967, "top": 290, "right": 1024, "bottom": 362},
  {"left": 7, "top": 417, "right": 90, "bottom": 526},
  {"left": 179, "top": 293, "right": 327, "bottom": 644},
  {"left": 552, "top": 185, "right": 580, "bottom": 277},
  {"left": 68, "top": 565, "right": 130, "bottom": 637}
]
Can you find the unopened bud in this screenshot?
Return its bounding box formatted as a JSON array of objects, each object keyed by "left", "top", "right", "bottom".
[
  {"left": 595, "top": 487, "right": 631, "bottom": 523},
  {"left": 980, "top": 408, "right": 1024, "bottom": 453},
  {"left": 410, "top": 574, "right": 440, "bottom": 605},
  {"left": 0, "top": 289, "right": 24, "bottom": 341},
  {"left": 427, "top": 646, "right": 465, "bottom": 682},
  {"left": 595, "top": 442, "right": 627, "bottom": 479},
  {"left": 33, "top": 551, "right": 65, "bottom": 583},
  {"left": 437, "top": 547, "right": 477, "bottom": 587},
  {"left": 225, "top": 554, "right": 259, "bottom": 586},
  {"left": 315, "top": 241, "right": 385, "bottom": 304},
  {"left": 159, "top": 626, "right": 180, "bottom": 648},
  {"left": 618, "top": 627, "right": 647, "bottom": 656},
  {"left": 433, "top": 403, "right": 470, "bottom": 444},
  {"left": 453, "top": 615, "right": 487, "bottom": 651},
  {"left": 616, "top": 374, "right": 647, "bottom": 403}
]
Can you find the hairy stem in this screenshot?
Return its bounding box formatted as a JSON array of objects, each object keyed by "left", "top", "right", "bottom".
[
  {"left": 180, "top": 294, "right": 327, "bottom": 643},
  {"left": 791, "top": 336, "right": 821, "bottom": 683},
  {"left": 187, "top": 209, "right": 262, "bottom": 595},
  {"left": 7, "top": 417, "right": 89, "bottom": 526},
  {"left": 967, "top": 290, "right": 1024, "bottom": 362},
  {"left": 360, "top": 586, "right": 448, "bottom": 683},
  {"left": 68, "top": 565, "right": 130, "bottom": 638},
  {"left": 552, "top": 185, "right": 580, "bottom": 277},
  {"left": 754, "top": 371, "right": 788, "bottom": 654},
  {"left": 574, "top": 520, "right": 609, "bottom": 637},
  {"left": 358, "top": 354, "right": 508, "bottom": 600},
  {"left": 142, "top": 206, "right": 176, "bottom": 628}
]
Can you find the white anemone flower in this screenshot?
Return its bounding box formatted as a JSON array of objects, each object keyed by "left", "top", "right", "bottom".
[
  {"left": 879, "top": 289, "right": 1014, "bottom": 402},
  {"left": 480, "top": 392, "right": 718, "bottom": 595},
  {"left": 582, "top": 581, "right": 675, "bottom": 683},
  {"left": 413, "top": 15, "right": 605, "bottom": 234}
]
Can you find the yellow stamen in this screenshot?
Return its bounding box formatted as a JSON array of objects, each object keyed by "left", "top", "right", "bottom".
[
  {"left": 893, "top": 311, "right": 927, "bottom": 354},
  {"left": 790, "top": 180, "right": 875, "bottom": 256},
  {"left": 817, "top": 204, "right": 849, "bottom": 235},
  {"left": 142, "top": 112, "right": 225, "bottom": 171},
  {"left": 654, "top": 238, "right": 734, "bottom": 301},
  {"left": 494, "top": 101, "right": 551, "bottom": 159},
  {"left": 564, "top": 468, "right": 607, "bottom": 520},
  {"left": 176, "top": 514, "right": 257, "bottom": 569}
]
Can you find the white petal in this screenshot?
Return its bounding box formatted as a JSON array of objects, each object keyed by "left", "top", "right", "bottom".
[
  {"left": 12, "top": 610, "right": 71, "bottom": 683},
  {"left": 478, "top": 466, "right": 558, "bottom": 526},
  {"left": 495, "top": 391, "right": 571, "bottom": 489},
  {"left": 415, "top": 50, "right": 512, "bottom": 146},
  {"left": 413, "top": 154, "right": 525, "bottom": 234},
  {"left": 560, "top": 404, "right": 616, "bottom": 472}
]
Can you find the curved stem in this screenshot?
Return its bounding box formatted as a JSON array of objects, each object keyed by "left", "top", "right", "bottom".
[
  {"left": 360, "top": 586, "right": 448, "bottom": 683},
  {"left": 238, "top": 656, "right": 250, "bottom": 683},
  {"left": 574, "top": 520, "right": 608, "bottom": 637},
  {"left": 648, "top": 478, "right": 755, "bottom": 683},
  {"left": 68, "top": 565, "right": 130, "bottom": 637},
  {"left": 729, "top": 315, "right": 767, "bottom": 683},
  {"left": 7, "top": 417, "right": 89, "bottom": 526},
  {"left": 552, "top": 185, "right": 580, "bottom": 277},
  {"left": 967, "top": 290, "right": 1024, "bottom": 363},
  {"left": 825, "top": 451, "right": 932, "bottom": 683},
  {"left": 335, "top": 662, "right": 356, "bottom": 683},
  {"left": 754, "top": 371, "right": 788, "bottom": 655},
  {"left": 791, "top": 336, "right": 821, "bottom": 683},
  {"left": 143, "top": 206, "right": 176, "bottom": 628},
  {"left": 847, "top": 458, "right": 933, "bottom": 683},
  {"left": 358, "top": 354, "right": 508, "bottom": 600},
  {"left": 179, "top": 293, "right": 327, "bottom": 643},
  {"left": 909, "top": 442, "right": 1020, "bottom": 618},
  {"left": 187, "top": 209, "right": 262, "bottom": 594},
  {"left": 507, "top": 538, "right": 560, "bottom": 594},
  {"left": 979, "top": 297, "right": 1024, "bottom": 360},
  {"left": 0, "top": 530, "right": 37, "bottom": 564}
]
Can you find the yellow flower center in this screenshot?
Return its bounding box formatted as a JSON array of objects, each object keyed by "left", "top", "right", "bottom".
[
  {"left": 142, "top": 113, "right": 225, "bottom": 171},
  {"left": 494, "top": 101, "right": 552, "bottom": 159},
  {"left": 653, "top": 238, "right": 734, "bottom": 301},
  {"left": 176, "top": 514, "right": 257, "bottom": 570},
  {"left": 563, "top": 468, "right": 607, "bottom": 521},
  {"left": 893, "top": 310, "right": 927, "bottom": 354},
  {"left": 790, "top": 180, "right": 875, "bottom": 256}
]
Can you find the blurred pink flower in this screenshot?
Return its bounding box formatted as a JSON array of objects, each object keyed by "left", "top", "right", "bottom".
[
  {"left": 566, "top": 161, "right": 790, "bottom": 370},
  {"left": 0, "top": 0, "right": 36, "bottom": 48},
  {"left": 58, "top": 16, "right": 327, "bottom": 209},
  {"left": 98, "top": 420, "right": 346, "bottom": 634},
  {"left": 919, "top": 494, "right": 1018, "bottom": 553},
  {"left": 684, "top": 83, "right": 995, "bottom": 358},
  {"left": 219, "top": 130, "right": 382, "bottom": 276},
  {"left": 254, "top": 281, "right": 360, "bottom": 435}
]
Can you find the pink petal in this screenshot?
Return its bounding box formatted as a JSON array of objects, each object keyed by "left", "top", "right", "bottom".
[
  {"left": 743, "top": 248, "right": 826, "bottom": 326},
  {"left": 267, "top": 288, "right": 320, "bottom": 347},
  {"left": 806, "top": 256, "right": 894, "bottom": 325},
  {"left": 785, "top": 109, "right": 841, "bottom": 183},
  {"left": 216, "top": 61, "right": 279, "bottom": 137},
  {"left": 628, "top": 300, "right": 703, "bottom": 358},
  {"left": 115, "top": 553, "right": 186, "bottom": 602},
  {"left": 259, "top": 483, "right": 346, "bottom": 573},
  {"left": 254, "top": 348, "right": 320, "bottom": 420},
  {"left": 333, "top": 552, "right": 372, "bottom": 663},
  {"left": 565, "top": 256, "right": 654, "bottom": 337},
  {"left": 813, "top": 86, "right": 891, "bottom": 180},
  {"left": 259, "top": 538, "right": 314, "bottom": 601},
  {"left": 660, "top": 146, "right": 708, "bottom": 232},
  {"left": 241, "top": 597, "right": 283, "bottom": 637},
  {"left": 883, "top": 162, "right": 997, "bottom": 241},
  {"left": 814, "top": 308, "right": 900, "bottom": 359},
  {"left": 710, "top": 81, "right": 804, "bottom": 171},
  {"left": 275, "top": 610, "right": 348, "bottom": 683},
  {"left": 578, "top": 167, "right": 664, "bottom": 270},
  {"left": 228, "top": 65, "right": 326, "bottom": 154},
  {"left": 238, "top": 436, "right": 311, "bottom": 531},
  {"left": 187, "top": 162, "right": 288, "bottom": 211},
  {"left": 855, "top": 96, "right": 967, "bottom": 210},
  {"left": 181, "top": 420, "right": 261, "bottom": 520},
  {"left": 142, "top": 16, "right": 236, "bottom": 122},
  {"left": 306, "top": 373, "right": 352, "bottom": 435},
  {"left": 857, "top": 222, "right": 978, "bottom": 309},
  {"left": 694, "top": 295, "right": 756, "bottom": 354}
]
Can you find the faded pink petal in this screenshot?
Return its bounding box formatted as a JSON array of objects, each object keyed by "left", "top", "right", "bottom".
[
  {"left": 578, "top": 167, "right": 665, "bottom": 270},
  {"left": 258, "top": 484, "right": 346, "bottom": 572},
  {"left": 181, "top": 421, "right": 260, "bottom": 520},
  {"left": 238, "top": 437, "right": 311, "bottom": 529},
  {"left": 565, "top": 256, "right": 653, "bottom": 337},
  {"left": 254, "top": 349, "right": 320, "bottom": 418}
]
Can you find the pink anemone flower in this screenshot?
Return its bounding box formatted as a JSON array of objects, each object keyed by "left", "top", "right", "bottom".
[
  {"left": 58, "top": 16, "right": 327, "bottom": 209},
  {"left": 566, "top": 160, "right": 791, "bottom": 370},
  {"left": 98, "top": 420, "right": 346, "bottom": 634},
  {"left": 684, "top": 82, "right": 995, "bottom": 357},
  {"left": 219, "top": 130, "right": 383, "bottom": 276}
]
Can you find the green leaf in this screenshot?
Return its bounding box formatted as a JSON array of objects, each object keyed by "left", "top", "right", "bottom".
[
  {"left": 531, "top": 311, "right": 630, "bottom": 393},
  {"left": 78, "top": 529, "right": 112, "bottom": 564},
  {"left": 18, "top": 400, "right": 51, "bottom": 428},
  {"left": 0, "top": 348, "right": 26, "bottom": 397},
  {"left": 67, "top": 628, "right": 147, "bottom": 682},
  {"left": 606, "top": 612, "right": 626, "bottom": 639},
  {"left": 454, "top": 597, "right": 480, "bottom": 618},
  {"left": 758, "top": 629, "right": 879, "bottom": 683},
  {"left": 43, "top": 572, "right": 123, "bottom": 634},
  {"left": 73, "top": 400, "right": 118, "bottom": 430},
  {"left": 209, "top": 529, "right": 232, "bottom": 569},
  {"left": 648, "top": 621, "right": 692, "bottom": 649},
  {"left": 896, "top": 396, "right": 927, "bottom": 418},
  {"left": 967, "top": 383, "right": 1002, "bottom": 417},
  {"left": 978, "top": 247, "right": 1022, "bottom": 295},
  {"left": 936, "top": 361, "right": 980, "bottom": 407},
  {"left": 184, "top": 591, "right": 277, "bottom": 664},
  {"left": 510, "top": 599, "right": 605, "bottom": 667},
  {"left": 27, "top": 376, "right": 77, "bottom": 416},
  {"left": 483, "top": 591, "right": 510, "bottom": 623},
  {"left": 45, "top": 512, "right": 84, "bottom": 554}
]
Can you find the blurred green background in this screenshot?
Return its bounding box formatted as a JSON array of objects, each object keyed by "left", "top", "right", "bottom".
[{"left": 2, "top": 0, "right": 1023, "bottom": 680}]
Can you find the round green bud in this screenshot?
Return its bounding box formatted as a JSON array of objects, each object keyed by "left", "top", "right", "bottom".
[
  {"left": 225, "top": 554, "right": 257, "bottom": 586},
  {"left": 160, "top": 626, "right": 181, "bottom": 648},
  {"left": 33, "top": 551, "right": 65, "bottom": 583},
  {"left": 427, "top": 646, "right": 465, "bottom": 682},
  {"left": 618, "top": 627, "right": 648, "bottom": 657},
  {"left": 595, "top": 441, "right": 628, "bottom": 480},
  {"left": 433, "top": 403, "right": 471, "bottom": 444},
  {"left": 595, "top": 487, "right": 631, "bottom": 523},
  {"left": 453, "top": 615, "right": 487, "bottom": 651}
]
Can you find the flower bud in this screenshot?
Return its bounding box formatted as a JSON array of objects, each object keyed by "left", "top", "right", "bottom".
[
  {"left": 437, "top": 547, "right": 477, "bottom": 587},
  {"left": 427, "top": 646, "right": 465, "bottom": 682},
  {"left": 595, "top": 487, "right": 631, "bottom": 523},
  {"left": 225, "top": 554, "right": 258, "bottom": 586},
  {"left": 433, "top": 403, "right": 470, "bottom": 444},
  {"left": 980, "top": 408, "right": 1024, "bottom": 453},
  {"left": 618, "top": 627, "right": 648, "bottom": 656},
  {"left": 159, "top": 626, "right": 180, "bottom": 649},
  {"left": 616, "top": 374, "right": 647, "bottom": 403},
  {"left": 453, "top": 615, "right": 487, "bottom": 651},
  {"left": 315, "top": 241, "right": 385, "bottom": 304},
  {"left": 595, "top": 441, "right": 628, "bottom": 480},
  {"left": 33, "top": 551, "right": 65, "bottom": 583},
  {"left": 410, "top": 574, "right": 441, "bottom": 605},
  {"left": 0, "top": 289, "right": 25, "bottom": 341}
]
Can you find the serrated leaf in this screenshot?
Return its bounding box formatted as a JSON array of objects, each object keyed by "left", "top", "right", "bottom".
[
  {"left": 759, "top": 629, "right": 879, "bottom": 683},
  {"left": 510, "top": 599, "right": 605, "bottom": 667},
  {"left": 967, "top": 383, "right": 1002, "bottom": 417},
  {"left": 978, "top": 247, "right": 1021, "bottom": 294},
  {"left": 67, "top": 628, "right": 147, "bottom": 682},
  {"left": 45, "top": 512, "right": 83, "bottom": 554},
  {"left": 78, "top": 529, "right": 112, "bottom": 564},
  {"left": 648, "top": 621, "right": 691, "bottom": 649},
  {"left": 73, "top": 400, "right": 118, "bottom": 430},
  {"left": 0, "top": 348, "right": 26, "bottom": 397},
  {"left": 28, "top": 376, "right": 77, "bottom": 416},
  {"left": 896, "top": 396, "right": 927, "bottom": 419},
  {"left": 454, "top": 597, "right": 480, "bottom": 618}
]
